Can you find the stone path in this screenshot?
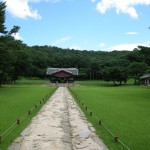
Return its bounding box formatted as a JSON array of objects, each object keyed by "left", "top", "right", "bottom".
[{"left": 8, "top": 87, "right": 108, "bottom": 150}]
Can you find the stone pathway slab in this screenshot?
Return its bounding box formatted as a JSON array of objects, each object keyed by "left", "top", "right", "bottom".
[{"left": 8, "top": 87, "right": 108, "bottom": 150}]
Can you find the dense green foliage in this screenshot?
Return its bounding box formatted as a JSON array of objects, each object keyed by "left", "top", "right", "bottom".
[
  {"left": 70, "top": 81, "right": 150, "bottom": 150},
  {"left": 0, "top": 79, "right": 56, "bottom": 150},
  {"left": 1, "top": 43, "right": 150, "bottom": 86},
  {"left": 0, "top": 2, "right": 6, "bottom": 33},
  {"left": 0, "top": 2, "right": 150, "bottom": 86}
]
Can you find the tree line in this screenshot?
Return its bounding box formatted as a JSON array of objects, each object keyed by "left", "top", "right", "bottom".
[{"left": 0, "top": 2, "right": 150, "bottom": 86}]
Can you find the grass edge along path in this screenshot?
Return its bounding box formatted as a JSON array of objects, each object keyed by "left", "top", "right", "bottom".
[
  {"left": 68, "top": 87, "right": 131, "bottom": 150},
  {"left": 0, "top": 86, "right": 57, "bottom": 150}
]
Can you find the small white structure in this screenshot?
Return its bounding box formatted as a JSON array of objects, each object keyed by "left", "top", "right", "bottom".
[{"left": 140, "top": 74, "right": 150, "bottom": 86}]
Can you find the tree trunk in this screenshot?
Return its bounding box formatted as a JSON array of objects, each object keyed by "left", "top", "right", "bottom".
[
  {"left": 0, "top": 75, "right": 3, "bottom": 87},
  {"left": 89, "top": 72, "right": 92, "bottom": 80},
  {"left": 92, "top": 72, "right": 94, "bottom": 80},
  {"left": 113, "top": 81, "right": 117, "bottom": 86},
  {"left": 0, "top": 79, "right": 2, "bottom": 87},
  {"left": 119, "top": 81, "right": 122, "bottom": 85},
  {"left": 134, "top": 78, "right": 137, "bottom": 85}
]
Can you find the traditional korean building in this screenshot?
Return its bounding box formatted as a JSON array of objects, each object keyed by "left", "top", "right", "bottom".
[
  {"left": 140, "top": 74, "right": 150, "bottom": 86},
  {"left": 46, "top": 67, "right": 78, "bottom": 83}
]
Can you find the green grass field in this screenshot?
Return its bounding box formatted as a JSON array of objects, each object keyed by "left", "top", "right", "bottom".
[
  {"left": 0, "top": 78, "right": 56, "bottom": 150},
  {"left": 70, "top": 80, "right": 150, "bottom": 150}
]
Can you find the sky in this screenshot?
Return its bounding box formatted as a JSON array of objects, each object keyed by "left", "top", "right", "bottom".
[{"left": 2, "top": 0, "right": 150, "bottom": 51}]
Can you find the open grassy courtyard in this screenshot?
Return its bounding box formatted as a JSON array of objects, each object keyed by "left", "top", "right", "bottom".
[
  {"left": 70, "top": 80, "right": 150, "bottom": 150},
  {"left": 0, "top": 79, "right": 56, "bottom": 150}
]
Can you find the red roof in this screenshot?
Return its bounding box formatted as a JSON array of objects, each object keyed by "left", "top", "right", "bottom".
[{"left": 52, "top": 70, "right": 73, "bottom": 78}]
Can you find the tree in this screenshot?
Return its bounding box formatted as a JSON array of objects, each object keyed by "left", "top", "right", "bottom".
[
  {"left": 129, "top": 62, "right": 149, "bottom": 85},
  {"left": 103, "top": 66, "right": 128, "bottom": 86},
  {"left": 0, "top": 2, "right": 8, "bottom": 86},
  {"left": 0, "top": 2, "right": 6, "bottom": 33},
  {"left": 138, "top": 46, "right": 150, "bottom": 66},
  {"left": 0, "top": 2, "right": 25, "bottom": 85},
  {"left": 8, "top": 26, "right": 20, "bottom": 35},
  {"left": 126, "top": 49, "right": 144, "bottom": 63},
  {"left": 0, "top": 36, "right": 17, "bottom": 85}
]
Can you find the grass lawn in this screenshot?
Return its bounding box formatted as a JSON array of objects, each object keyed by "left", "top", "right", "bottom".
[
  {"left": 70, "top": 80, "right": 150, "bottom": 150},
  {"left": 15, "top": 77, "right": 49, "bottom": 85},
  {"left": 0, "top": 78, "right": 56, "bottom": 150}
]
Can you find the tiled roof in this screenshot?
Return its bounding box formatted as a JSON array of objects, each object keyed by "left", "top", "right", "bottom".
[
  {"left": 47, "top": 67, "right": 78, "bottom": 75},
  {"left": 140, "top": 74, "right": 150, "bottom": 79}
]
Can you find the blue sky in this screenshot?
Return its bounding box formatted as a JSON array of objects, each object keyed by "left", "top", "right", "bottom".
[{"left": 2, "top": 0, "right": 150, "bottom": 51}]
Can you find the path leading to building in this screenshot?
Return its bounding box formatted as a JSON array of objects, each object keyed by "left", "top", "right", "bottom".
[{"left": 8, "top": 87, "right": 108, "bottom": 150}]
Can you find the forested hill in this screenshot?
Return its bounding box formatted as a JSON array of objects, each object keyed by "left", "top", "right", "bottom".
[
  {"left": 1, "top": 37, "right": 150, "bottom": 84},
  {"left": 0, "top": 2, "right": 150, "bottom": 85},
  {"left": 22, "top": 45, "right": 150, "bottom": 81},
  {"left": 29, "top": 45, "right": 131, "bottom": 79}
]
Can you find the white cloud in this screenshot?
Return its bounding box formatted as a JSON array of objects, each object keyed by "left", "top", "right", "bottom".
[
  {"left": 108, "top": 42, "right": 150, "bottom": 51},
  {"left": 4, "top": 0, "right": 61, "bottom": 20},
  {"left": 69, "top": 45, "right": 81, "bottom": 50},
  {"left": 11, "top": 33, "right": 23, "bottom": 41},
  {"left": 51, "top": 36, "right": 71, "bottom": 46},
  {"left": 28, "top": 0, "right": 42, "bottom": 2},
  {"left": 96, "top": 0, "right": 150, "bottom": 18},
  {"left": 5, "top": 0, "right": 41, "bottom": 20},
  {"left": 91, "top": 0, "right": 96, "bottom": 3},
  {"left": 110, "top": 44, "right": 138, "bottom": 51},
  {"left": 125, "top": 32, "right": 138, "bottom": 35},
  {"left": 30, "top": 0, "right": 61, "bottom": 2},
  {"left": 99, "top": 43, "right": 106, "bottom": 47}
]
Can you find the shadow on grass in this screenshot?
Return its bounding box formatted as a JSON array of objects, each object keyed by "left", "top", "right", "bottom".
[{"left": 77, "top": 79, "right": 135, "bottom": 87}]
